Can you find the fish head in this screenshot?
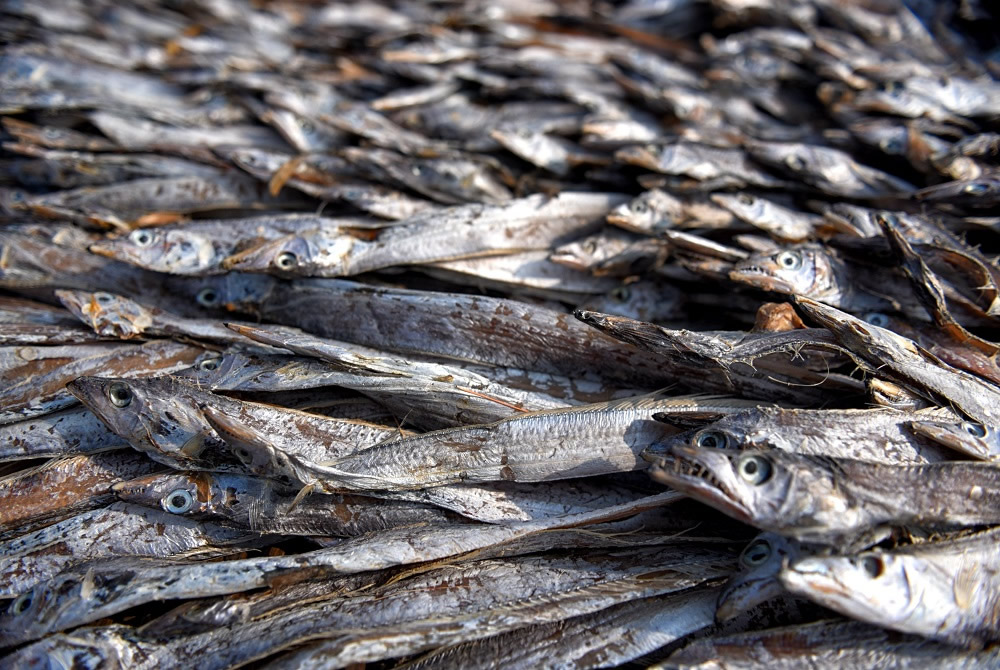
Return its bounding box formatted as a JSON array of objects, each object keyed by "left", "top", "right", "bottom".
[
  {"left": 183, "top": 274, "right": 278, "bottom": 316},
  {"left": 222, "top": 231, "right": 353, "bottom": 277},
  {"left": 648, "top": 445, "right": 793, "bottom": 527},
  {"left": 606, "top": 191, "right": 674, "bottom": 232},
  {"left": 780, "top": 551, "right": 914, "bottom": 627},
  {"left": 66, "top": 377, "right": 213, "bottom": 469},
  {"left": 729, "top": 245, "right": 830, "bottom": 296},
  {"left": 55, "top": 289, "right": 153, "bottom": 339},
  {"left": 614, "top": 144, "right": 664, "bottom": 172},
  {"left": 710, "top": 192, "right": 767, "bottom": 222},
  {"left": 90, "top": 228, "right": 217, "bottom": 275},
  {"left": 581, "top": 281, "right": 684, "bottom": 323},
  {"left": 716, "top": 532, "right": 800, "bottom": 621},
  {"left": 642, "top": 422, "right": 742, "bottom": 463},
  {"left": 907, "top": 420, "right": 1000, "bottom": 461},
  {"left": 113, "top": 472, "right": 214, "bottom": 518}
]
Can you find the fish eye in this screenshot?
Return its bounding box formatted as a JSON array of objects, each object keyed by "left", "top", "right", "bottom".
[
  {"left": 234, "top": 447, "right": 253, "bottom": 464},
  {"left": 584, "top": 240, "right": 598, "bottom": 254},
  {"left": 962, "top": 422, "right": 987, "bottom": 438},
  {"left": 130, "top": 229, "right": 154, "bottom": 247},
  {"left": 196, "top": 288, "right": 219, "bottom": 307},
  {"left": 299, "top": 119, "right": 314, "bottom": 132},
  {"left": 9, "top": 591, "right": 33, "bottom": 615},
  {"left": 611, "top": 286, "right": 631, "bottom": 302},
  {"left": 861, "top": 555, "right": 884, "bottom": 578},
  {"left": 864, "top": 312, "right": 889, "bottom": 328},
  {"left": 630, "top": 200, "right": 648, "bottom": 214},
  {"left": 784, "top": 154, "right": 806, "bottom": 171},
  {"left": 694, "top": 430, "right": 728, "bottom": 449},
  {"left": 163, "top": 488, "right": 195, "bottom": 514},
  {"left": 410, "top": 165, "right": 422, "bottom": 176},
  {"left": 740, "top": 539, "right": 771, "bottom": 567},
  {"left": 737, "top": 193, "right": 754, "bottom": 205},
  {"left": 243, "top": 153, "right": 257, "bottom": 165},
  {"left": 880, "top": 137, "right": 903, "bottom": 154},
  {"left": 964, "top": 183, "right": 989, "bottom": 195},
  {"left": 95, "top": 292, "right": 114, "bottom": 304},
  {"left": 198, "top": 357, "right": 222, "bottom": 371},
  {"left": 107, "top": 382, "right": 132, "bottom": 408},
  {"left": 275, "top": 251, "right": 298, "bottom": 270},
  {"left": 774, "top": 250, "right": 802, "bottom": 270},
  {"left": 737, "top": 454, "right": 771, "bottom": 485}
]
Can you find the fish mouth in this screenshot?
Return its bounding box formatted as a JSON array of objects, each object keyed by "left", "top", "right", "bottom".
[
  {"left": 647, "top": 446, "right": 752, "bottom": 524},
  {"left": 907, "top": 421, "right": 991, "bottom": 460},
  {"left": 728, "top": 265, "right": 794, "bottom": 294},
  {"left": 716, "top": 576, "right": 784, "bottom": 622}
]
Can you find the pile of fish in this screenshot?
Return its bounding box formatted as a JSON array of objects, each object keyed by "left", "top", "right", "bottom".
[{"left": 2, "top": 0, "right": 1000, "bottom": 666}]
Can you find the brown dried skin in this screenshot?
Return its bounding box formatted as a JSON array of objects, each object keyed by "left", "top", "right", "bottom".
[
  {"left": 0, "top": 340, "right": 203, "bottom": 424},
  {"left": 219, "top": 278, "right": 676, "bottom": 388},
  {"left": 781, "top": 528, "right": 1000, "bottom": 648},
  {"left": 0, "top": 449, "right": 161, "bottom": 540},
  {"left": 649, "top": 446, "right": 1000, "bottom": 544},
  {"left": 113, "top": 470, "right": 457, "bottom": 536},
  {"left": 575, "top": 310, "right": 858, "bottom": 404},
  {"left": 644, "top": 407, "right": 957, "bottom": 466},
  {"left": 228, "top": 323, "right": 584, "bottom": 429},
  {"left": 867, "top": 311, "right": 1000, "bottom": 387}
]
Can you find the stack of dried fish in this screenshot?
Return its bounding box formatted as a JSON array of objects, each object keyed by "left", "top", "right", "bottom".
[{"left": 1, "top": 0, "right": 999, "bottom": 666}]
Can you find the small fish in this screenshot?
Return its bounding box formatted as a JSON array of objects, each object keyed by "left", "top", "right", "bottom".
[
  {"left": 710, "top": 193, "right": 819, "bottom": 242},
  {"left": 745, "top": 139, "right": 914, "bottom": 198},
  {"left": 616, "top": 142, "right": 785, "bottom": 189},
  {"left": 223, "top": 192, "right": 623, "bottom": 277}
]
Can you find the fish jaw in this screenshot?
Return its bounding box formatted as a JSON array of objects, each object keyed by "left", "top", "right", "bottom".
[
  {"left": 647, "top": 446, "right": 755, "bottom": 526},
  {"left": 728, "top": 262, "right": 797, "bottom": 294},
  {"left": 907, "top": 421, "right": 997, "bottom": 461},
  {"left": 779, "top": 554, "right": 913, "bottom": 629},
  {"left": 715, "top": 572, "right": 786, "bottom": 622}
]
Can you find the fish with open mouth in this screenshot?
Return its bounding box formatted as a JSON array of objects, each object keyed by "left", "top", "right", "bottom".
[
  {"left": 648, "top": 445, "right": 1000, "bottom": 544},
  {"left": 781, "top": 527, "right": 1000, "bottom": 648}
]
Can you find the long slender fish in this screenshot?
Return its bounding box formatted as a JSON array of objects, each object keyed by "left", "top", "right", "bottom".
[
  {"left": 0, "top": 502, "right": 264, "bottom": 597},
  {"left": 649, "top": 446, "right": 1000, "bottom": 544},
  {"left": 0, "top": 491, "right": 682, "bottom": 643},
  {"left": 644, "top": 406, "right": 958, "bottom": 465},
  {"left": 0, "top": 449, "right": 160, "bottom": 540}
]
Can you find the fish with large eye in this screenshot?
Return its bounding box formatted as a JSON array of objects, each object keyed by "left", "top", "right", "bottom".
[
  {"left": 737, "top": 453, "right": 771, "bottom": 485},
  {"left": 774, "top": 250, "right": 802, "bottom": 271},
  {"left": 130, "top": 229, "right": 156, "bottom": 247},
  {"left": 107, "top": 382, "right": 132, "bottom": 408},
  {"left": 693, "top": 430, "right": 728, "bottom": 449},
  {"left": 740, "top": 538, "right": 771, "bottom": 567},
  {"left": 163, "top": 488, "right": 195, "bottom": 514}
]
